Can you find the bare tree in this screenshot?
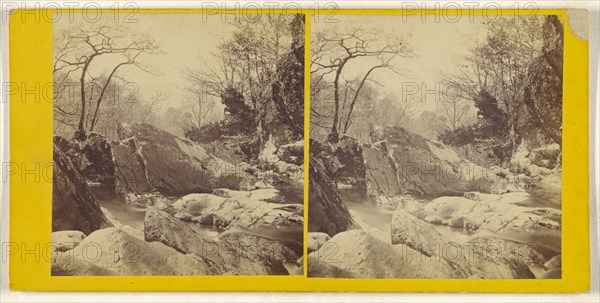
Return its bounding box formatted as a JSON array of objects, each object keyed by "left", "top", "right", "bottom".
[
  {"left": 182, "top": 88, "right": 217, "bottom": 130},
  {"left": 438, "top": 97, "right": 471, "bottom": 132},
  {"left": 53, "top": 22, "right": 159, "bottom": 138},
  {"left": 311, "top": 27, "right": 410, "bottom": 142}
]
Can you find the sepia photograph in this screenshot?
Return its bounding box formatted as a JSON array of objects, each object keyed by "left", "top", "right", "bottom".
[
  {"left": 51, "top": 13, "right": 305, "bottom": 276},
  {"left": 308, "top": 14, "right": 563, "bottom": 279}
]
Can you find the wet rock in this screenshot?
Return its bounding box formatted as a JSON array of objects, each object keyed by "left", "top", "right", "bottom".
[
  {"left": 212, "top": 188, "right": 282, "bottom": 203},
  {"left": 116, "top": 123, "right": 256, "bottom": 195},
  {"left": 144, "top": 208, "right": 297, "bottom": 275},
  {"left": 308, "top": 232, "right": 330, "bottom": 252},
  {"left": 544, "top": 255, "right": 561, "bottom": 270},
  {"left": 390, "top": 210, "right": 544, "bottom": 278},
  {"left": 403, "top": 193, "right": 560, "bottom": 233},
  {"left": 529, "top": 144, "right": 561, "bottom": 169},
  {"left": 540, "top": 269, "right": 561, "bottom": 278},
  {"left": 79, "top": 133, "right": 116, "bottom": 186},
  {"left": 52, "top": 227, "right": 215, "bottom": 276},
  {"left": 490, "top": 179, "right": 524, "bottom": 194},
  {"left": 307, "top": 230, "right": 460, "bottom": 278},
  {"left": 307, "top": 261, "right": 357, "bottom": 278},
  {"left": 125, "top": 192, "right": 172, "bottom": 208},
  {"left": 391, "top": 210, "right": 451, "bottom": 257},
  {"left": 277, "top": 140, "right": 304, "bottom": 165},
  {"left": 52, "top": 230, "right": 86, "bottom": 252},
  {"left": 308, "top": 156, "right": 359, "bottom": 237},
  {"left": 466, "top": 236, "right": 541, "bottom": 278},
  {"left": 53, "top": 146, "right": 111, "bottom": 234},
  {"left": 219, "top": 232, "right": 299, "bottom": 274},
  {"left": 172, "top": 193, "right": 303, "bottom": 230},
  {"left": 273, "top": 161, "right": 304, "bottom": 181}
]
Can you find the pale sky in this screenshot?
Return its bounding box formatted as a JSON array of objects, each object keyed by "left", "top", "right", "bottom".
[
  {"left": 312, "top": 14, "right": 489, "bottom": 113},
  {"left": 54, "top": 13, "right": 245, "bottom": 109},
  {"left": 54, "top": 13, "right": 489, "bottom": 115}
]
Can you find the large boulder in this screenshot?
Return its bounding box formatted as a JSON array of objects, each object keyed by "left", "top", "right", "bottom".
[
  {"left": 466, "top": 235, "right": 544, "bottom": 278},
  {"left": 307, "top": 232, "right": 330, "bottom": 252},
  {"left": 307, "top": 230, "right": 460, "bottom": 278},
  {"left": 390, "top": 209, "right": 544, "bottom": 278},
  {"left": 308, "top": 156, "right": 359, "bottom": 237},
  {"left": 52, "top": 146, "right": 111, "bottom": 234},
  {"left": 370, "top": 126, "right": 498, "bottom": 197},
  {"left": 403, "top": 193, "right": 561, "bottom": 233},
  {"left": 528, "top": 143, "right": 561, "bottom": 169},
  {"left": 391, "top": 210, "right": 452, "bottom": 256},
  {"left": 144, "top": 208, "right": 297, "bottom": 275},
  {"left": 52, "top": 230, "right": 86, "bottom": 252},
  {"left": 277, "top": 140, "right": 304, "bottom": 166},
  {"left": 115, "top": 123, "right": 256, "bottom": 195},
  {"left": 52, "top": 227, "right": 215, "bottom": 276},
  {"left": 171, "top": 193, "right": 303, "bottom": 230}
]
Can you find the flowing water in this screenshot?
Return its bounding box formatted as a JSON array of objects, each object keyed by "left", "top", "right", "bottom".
[
  {"left": 338, "top": 182, "right": 562, "bottom": 278},
  {"left": 89, "top": 183, "right": 305, "bottom": 274},
  {"left": 338, "top": 187, "right": 393, "bottom": 231}
]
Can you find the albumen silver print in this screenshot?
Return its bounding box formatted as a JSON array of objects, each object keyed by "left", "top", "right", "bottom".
[
  {"left": 308, "top": 14, "right": 563, "bottom": 279},
  {"left": 51, "top": 13, "right": 305, "bottom": 276}
]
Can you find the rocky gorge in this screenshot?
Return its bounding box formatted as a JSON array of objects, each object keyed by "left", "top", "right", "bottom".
[
  {"left": 308, "top": 126, "right": 562, "bottom": 279},
  {"left": 52, "top": 123, "right": 304, "bottom": 276},
  {"left": 307, "top": 15, "right": 564, "bottom": 279}
]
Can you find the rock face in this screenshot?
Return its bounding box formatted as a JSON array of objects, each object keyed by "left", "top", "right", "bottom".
[
  {"left": 54, "top": 134, "right": 116, "bottom": 187},
  {"left": 466, "top": 236, "right": 541, "bottom": 278},
  {"left": 370, "top": 126, "right": 497, "bottom": 197},
  {"left": 111, "top": 139, "right": 153, "bottom": 194},
  {"left": 116, "top": 123, "right": 256, "bottom": 195},
  {"left": 55, "top": 123, "right": 258, "bottom": 197},
  {"left": 524, "top": 15, "right": 563, "bottom": 146},
  {"left": 144, "top": 208, "right": 297, "bottom": 275},
  {"left": 267, "top": 14, "right": 304, "bottom": 146},
  {"left": 311, "top": 127, "right": 499, "bottom": 204},
  {"left": 363, "top": 142, "right": 404, "bottom": 199},
  {"left": 308, "top": 156, "right": 359, "bottom": 237},
  {"left": 52, "top": 146, "right": 111, "bottom": 234}
]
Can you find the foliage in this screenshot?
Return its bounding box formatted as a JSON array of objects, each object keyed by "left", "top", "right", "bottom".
[
  {"left": 439, "top": 90, "right": 509, "bottom": 150},
  {"left": 221, "top": 87, "right": 258, "bottom": 135}
]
